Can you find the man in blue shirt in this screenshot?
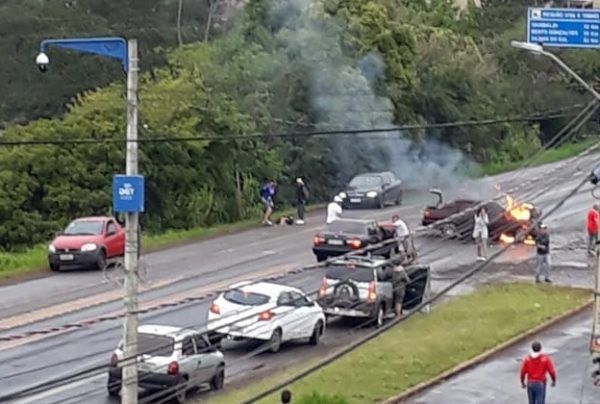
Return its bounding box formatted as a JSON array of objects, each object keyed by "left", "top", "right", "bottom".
[{"left": 261, "top": 179, "right": 276, "bottom": 226}]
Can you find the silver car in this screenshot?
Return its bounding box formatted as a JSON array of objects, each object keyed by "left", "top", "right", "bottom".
[{"left": 107, "top": 324, "right": 225, "bottom": 403}]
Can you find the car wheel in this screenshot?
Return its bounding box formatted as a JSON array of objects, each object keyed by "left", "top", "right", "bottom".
[
  {"left": 309, "top": 320, "right": 324, "bottom": 346},
  {"left": 49, "top": 263, "right": 60, "bottom": 272},
  {"left": 441, "top": 223, "right": 458, "bottom": 239},
  {"left": 96, "top": 249, "right": 107, "bottom": 271},
  {"left": 268, "top": 328, "right": 283, "bottom": 353},
  {"left": 171, "top": 379, "right": 187, "bottom": 404},
  {"left": 211, "top": 366, "right": 225, "bottom": 390},
  {"left": 395, "top": 192, "right": 403, "bottom": 206},
  {"left": 316, "top": 254, "right": 327, "bottom": 263},
  {"left": 377, "top": 198, "right": 384, "bottom": 209},
  {"left": 374, "top": 305, "right": 385, "bottom": 328}
]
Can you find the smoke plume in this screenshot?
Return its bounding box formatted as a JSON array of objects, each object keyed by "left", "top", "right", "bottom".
[{"left": 268, "top": 0, "right": 476, "bottom": 191}]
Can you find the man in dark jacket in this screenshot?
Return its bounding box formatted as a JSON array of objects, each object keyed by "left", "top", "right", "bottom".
[
  {"left": 295, "top": 178, "right": 309, "bottom": 225},
  {"left": 535, "top": 224, "right": 551, "bottom": 283}
]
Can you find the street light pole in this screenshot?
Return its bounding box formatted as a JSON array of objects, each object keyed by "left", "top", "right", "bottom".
[
  {"left": 122, "top": 38, "right": 140, "bottom": 404},
  {"left": 511, "top": 39, "right": 600, "bottom": 383}
]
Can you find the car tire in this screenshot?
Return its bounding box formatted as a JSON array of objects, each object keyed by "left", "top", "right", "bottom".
[
  {"left": 395, "top": 192, "right": 403, "bottom": 206},
  {"left": 49, "top": 263, "right": 60, "bottom": 272},
  {"left": 171, "top": 379, "right": 187, "bottom": 404},
  {"left": 441, "top": 223, "right": 458, "bottom": 239},
  {"left": 309, "top": 320, "right": 324, "bottom": 346},
  {"left": 377, "top": 198, "right": 384, "bottom": 209},
  {"left": 316, "top": 254, "right": 327, "bottom": 263},
  {"left": 268, "top": 328, "right": 283, "bottom": 353},
  {"left": 96, "top": 249, "right": 107, "bottom": 271},
  {"left": 211, "top": 366, "right": 225, "bottom": 390}
]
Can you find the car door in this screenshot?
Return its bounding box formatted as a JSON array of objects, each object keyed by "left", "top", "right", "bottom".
[
  {"left": 275, "top": 292, "right": 301, "bottom": 340},
  {"left": 192, "top": 334, "right": 218, "bottom": 384},
  {"left": 289, "top": 291, "right": 317, "bottom": 338},
  {"left": 104, "top": 220, "right": 120, "bottom": 258}
]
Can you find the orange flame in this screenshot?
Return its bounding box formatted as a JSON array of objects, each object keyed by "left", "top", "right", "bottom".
[
  {"left": 505, "top": 195, "right": 533, "bottom": 222},
  {"left": 500, "top": 233, "right": 535, "bottom": 245}
]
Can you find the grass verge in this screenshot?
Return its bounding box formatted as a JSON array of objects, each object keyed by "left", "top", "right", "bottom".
[
  {"left": 478, "top": 139, "right": 596, "bottom": 176},
  {"left": 0, "top": 205, "right": 324, "bottom": 281},
  {"left": 207, "top": 283, "right": 590, "bottom": 404}
]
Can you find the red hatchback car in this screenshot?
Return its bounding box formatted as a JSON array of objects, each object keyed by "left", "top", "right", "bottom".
[{"left": 48, "top": 216, "right": 125, "bottom": 271}]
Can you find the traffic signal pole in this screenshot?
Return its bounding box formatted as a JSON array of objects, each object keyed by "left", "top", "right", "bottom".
[{"left": 122, "top": 38, "right": 140, "bottom": 404}]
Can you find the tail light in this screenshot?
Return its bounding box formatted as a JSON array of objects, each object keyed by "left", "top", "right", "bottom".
[
  {"left": 110, "top": 353, "right": 118, "bottom": 367},
  {"left": 319, "top": 277, "right": 328, "bottom": 298},
  {"left": 167, "top": 361, "right": 179, "bottom": 375},
  {"left": 368, "top": 281, "right": 377, "bottom": 303},
  {"left": 424, "top": 210, "right": 430, "bottom": 217},
  {"left": 258, "top": 309, "right": 274, "bottom": 321},
  {"left": 313, "top": 236, "right": 325, "bottom": 245},
  {"left": 209, "top": 303, "right": 220, "bottom": 315},
  {"left": 347, "top": 239, "right": 362, "bottom": 249}
]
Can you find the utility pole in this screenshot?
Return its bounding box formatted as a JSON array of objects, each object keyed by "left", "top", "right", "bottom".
[{"left": 122, "top": 38, "right": 140, "bottom": 404}]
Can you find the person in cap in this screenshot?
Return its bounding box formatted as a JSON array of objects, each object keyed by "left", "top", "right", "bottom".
[
  {"left": 520, "top": 340, "right": 556, "bottom": 404},
  {"left": 326, "top": 196, "right": 343, "bottom": 224},
  {"left": 534, "top": 223, "right": 551, "bottom": 283},
  {"left": 295, "top": 178, "right": 309, "bottom": 225}
]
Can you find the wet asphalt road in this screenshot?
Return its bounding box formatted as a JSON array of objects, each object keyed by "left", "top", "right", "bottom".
[
  {"left": 406, "top": 310, "right": 599, "bottom": 404},
  {"left": 1, "top": 153, "right": 599, "bottom": 403}
]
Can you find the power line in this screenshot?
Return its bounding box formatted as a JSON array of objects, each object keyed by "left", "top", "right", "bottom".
[{"left": 0, "top": 110, "right": 582, "bottom": 147}]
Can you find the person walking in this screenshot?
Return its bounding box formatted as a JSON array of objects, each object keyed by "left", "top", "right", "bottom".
[
  {"left": 586, "top": 204, "right": 599, "bottom": 256},
  {"left": 472, "top": 206, "right": 489, "bottom": 261},
  {"left": 260, "top": 179, "right": 276, "bottom": 226},
  {"left": 326, "top": 196, "right": 343, "bottom": 224},
  {"left": 295, "top": 178, "right": 309, "bottom": 225},
  {"left": 520, "top": 341, "right": 556, "bottom": 404},
  {"left": 534, "top": 224, "right": 551, "bottom": 283}
]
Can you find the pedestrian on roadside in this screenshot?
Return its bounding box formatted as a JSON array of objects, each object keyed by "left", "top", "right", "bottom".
[
  {"left": 280, "top": 389, "right": 292, "bottom": 404},
  {"left": 392, "top": 214, "right": 410, "bottom": 252},
  {"left": 586, "top": 204, "right": 599, "bottom": 256},
  {"left": 534, "top": 224, "right": 551, "bottom": 283},
  {"left": 326, "top": 196, "right": 343, "bottom": 224},
  {"left": 472, "top": 206, "right": 489, "bottom": 261},
  {"left": 520, "top": 340, "right": 556, "bottom": 404},
  {"left": 295, "top": 178, "right": 309, "bottom": 225},
  {"left": 261, "top": 179, "right": 276, "bottom": 226}
]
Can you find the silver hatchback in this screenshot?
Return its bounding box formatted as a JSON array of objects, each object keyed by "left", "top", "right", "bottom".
[{"left": 107, "top": 324, "right": 225, "bottom": 403}]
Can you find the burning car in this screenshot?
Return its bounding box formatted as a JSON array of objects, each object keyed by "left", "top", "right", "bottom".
[{"left": 421, "top": 190, "right": 540, "bottom": 244}]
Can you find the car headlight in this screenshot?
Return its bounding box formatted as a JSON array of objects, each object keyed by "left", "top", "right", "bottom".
[
  {"left": 48, "top": 244, "right": 56, "bottom": 253},
  {"left": 338, "top": 192, "right": 347, "bottom": 199},
  {"left": 81, "top": 243, "right": 98, "bottom": 252},
  {"left": 366, "top": 191, "right": 378, "bottom": 198}
]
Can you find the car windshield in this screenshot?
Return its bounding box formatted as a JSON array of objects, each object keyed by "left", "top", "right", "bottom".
[
  {"left": 138, "top": 333, "right": 174, "bottom": 357},
  {"left": 326, "top": 264, "right": 375, "bottom": 283},
  {"left": 326, "top": 221, "right": 368, "bottom": 235},
  {"left": 223, "top": 289, "right": 270, "bottom": 306},
  {"left": 63, "top": 220, "right": 104, "bottom": 235},
  {"left": 349, "top": 175, "right": 382, "bottom": 188}
]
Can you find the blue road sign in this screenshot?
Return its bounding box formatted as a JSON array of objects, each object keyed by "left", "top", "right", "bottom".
[
  {"left": 113, "top": 175, "right": 145, "bottom": 213},
  {"left": 527, "top": 7, "right": 600, "bottom": 48}
]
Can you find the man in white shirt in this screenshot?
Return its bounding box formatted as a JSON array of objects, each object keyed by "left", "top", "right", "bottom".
[
  {"left": 326, "top": 196, "right": 343, "bottom": 224},
  {"left": 392, "top": 214, "right": 410, "bottom": 253}
]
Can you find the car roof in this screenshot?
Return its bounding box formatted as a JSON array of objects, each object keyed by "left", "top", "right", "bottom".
[
  {"left": 72, "top": 216, "right": 113, "bottom": 222},
  {"left": 138, "top": 324, "right": 199, "bottom": 339},
  {"left": 236, "top": 282, "right": 301, "bottom": 298},
  {"left": 329, "top": 256, "right": 388, "bottom": 267}
]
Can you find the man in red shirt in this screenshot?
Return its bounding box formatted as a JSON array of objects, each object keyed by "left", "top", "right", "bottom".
[
  {"left": 587, "top": 204, "right": 599, "bottom": 256},
  {"left": 520, "top": 341, "right": 556, "bottom": 404}
]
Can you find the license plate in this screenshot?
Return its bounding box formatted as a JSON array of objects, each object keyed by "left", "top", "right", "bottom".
[
  {"left": 328, "top": 239, "right": 344, "bottom": 245},
  {"left": 59, "top": 254, "right": 74, "bottom": 261},
  {"left": 350, "top": 198, "right": 361, "bottom": 203}
]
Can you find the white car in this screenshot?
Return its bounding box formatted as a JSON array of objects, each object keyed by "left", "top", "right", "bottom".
[
  {"left": 107, "top": 324, "right": 225, "bottom": 403},
  {"left": 207, "top": 281, "right": 326, "bottom": 353}
]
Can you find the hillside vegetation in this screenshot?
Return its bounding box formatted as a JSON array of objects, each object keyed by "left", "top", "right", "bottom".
[{"left": 1, "top": 0, "right": 599, "bottom": 250}]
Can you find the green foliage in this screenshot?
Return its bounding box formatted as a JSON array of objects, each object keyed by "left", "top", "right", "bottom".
[{"left": 295, "top": 392, "right": 349, "bottom": 404}]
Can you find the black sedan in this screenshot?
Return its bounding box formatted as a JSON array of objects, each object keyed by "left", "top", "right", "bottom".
[
  {"left": 312, "top": 219, "right": 396, "bottom": 262},
  {"left": 338, "top": 172, "right": 403, "bottom": 209}
]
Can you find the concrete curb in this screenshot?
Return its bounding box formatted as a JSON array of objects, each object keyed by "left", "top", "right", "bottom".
[{"left": 382, "top": 299, "right": 593, "bottom": 404}]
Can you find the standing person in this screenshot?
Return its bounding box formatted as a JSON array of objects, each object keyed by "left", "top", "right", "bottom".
[
  {"left": 472, "top": 206, "right": 489, "bottom": 261},
  {"left": 260, "top": 179, "right": 276, "bottom": 226},
  {"left": 295, "top": 178, "right": 309, "bottom": 225},
  {"left": 535, "top": 224, "right": 551, "bottom": 283},
  {"left": 392, "top": 214, "right": 410, "bottom": 253},
  {"left": 326, "top": 196, "right": 343, "bottom": 224},
  {"left": 392, "top": 264, "right": 410, "bottom": 317},
  {"left": 586, "top": 204, "right": 599, "bottom": 256},
  {"left": 520, "top": 341, "right": 556, "bottom": 404}
]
